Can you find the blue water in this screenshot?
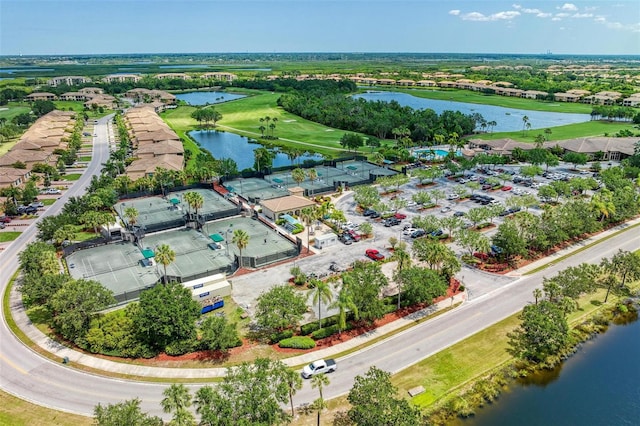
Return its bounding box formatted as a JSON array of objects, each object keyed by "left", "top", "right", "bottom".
[
  {"left": 0, "top": 68, "right": 55, "bottom": 74},
  {"left": 457, "top": 317, "right": 640, "bottom": 426},
  {"left": 414, "top": 149, "right": 461, "bottom": 159},
  {"left": 175, "top": 91, "right": 246, "bottom": 105},
  {"left": 158, "top": 64, "right": 210, "bottom": 69},
  {"left": 353, "top": 91, "right": 591, "bottom": 132},
  {"left": 189, "top": 130, "right": 323, "bottom": 170}
]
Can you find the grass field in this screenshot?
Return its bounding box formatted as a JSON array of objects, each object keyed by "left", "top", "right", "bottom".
[
  {"left": 474, "top": 120, "right": 638, "bottom": 142},
  {"left": 0, "top": 103, "right": 30, "bottom": 122},
  {"left": 162, "top": 91, "right": 358, "bottom": 164},
  {"left": 0, "top": 232, "right": 21, "bottom": 242},
  {"left": 386, "top": 87, "right": 594, "bottom": 114},
  {"left": 0, "top": 391, "right": 92, "bottom": 426},
  {"left": 392, "top": 287, "right": 621, "bottom": 410},
  {"left": 61, "top": 173, "right": 82, "bottom": 181}
]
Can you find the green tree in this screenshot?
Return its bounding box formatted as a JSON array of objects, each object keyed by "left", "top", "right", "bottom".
[
  {"left": 161, "top": 384, "right": 194, "bottom": 426},
  {"left": 231, "top": 229, "right": 250, "bottom": 268},
  {"left": 492, "top": 220, "right": 527, "bottom": 263},
  {"left": 339, "top": 133, "right": 364, "bottom": 152},
  {"left": 94, "top": 398, "right": 163, "bottom": 426},
  {"left": 508, "top": 300, "right": 569, "bottom": 362},
  {"left": 291, "top": 167, "right": 306, "bottom": 186},
  {"left": 21, "top": 272, "right": 70, "bottom": 307},
  {"left": 353, "top": 185, "right": 380, "bottom": 209},
  {"left": 600, "top": 250, "right": 640, "bottom": 302},
  {"left": 398, "top": 266, "right": 448, "bottom": 307},
  {"left": 282, "top": 367, "right": 303, "bottom": 417},
  {"left": 199, "top": 315, "right": 241, "bottom": 352},
  {"left": 253, "top": 146, "right": 275, "bottom": 173},
  {"left": 347, "top": 366, "right": 423, "bottom": 426},
  {"left": 154, "top": 243, "right": 176, "bottom": 284},
  {"left": 342, "top": 261, "right": 388, "bottom": 324},
  {"left": 563, "top": 152, "right": 589, "bottom": 168},
  {"left": 311, "top": 373, "right": 330, "bottom": 426},
  {"left": 255, "top": 284, "right": 308, "bottom": 333},
  {"left": 183, "top": 191, "right": 204, "bottom": 220},
  {"left": 194, "top": 358, "right": 292, "bottom": 426},
  {"left": 49, "top": 279, "right": 115, "bottom": 343},
  {"left": 300, "top": 206, "right": 317, "bottom": 254},
  {"left": 330, "top": 285, "right": 359, "bottom": 334},
  {"left": 412, "top": 238, "right": 460, "bottom": 276},
  {"left": 391, "top": 241, "right": 412, "bottom": 309},
  {"left": 123, "top": 206, "right": 139, "bottom": 229},
  {"left": 309, "top": 279, "right": 333, "bottom": 329},
  {"left": 19, "top": 241, "right": 59, "bottom": 275},
  {"left": 134, "top": 282, "right": 200, "bottom": 352},
  {"left": 53, "top": 224, "right": 77, "bottom": 247}
]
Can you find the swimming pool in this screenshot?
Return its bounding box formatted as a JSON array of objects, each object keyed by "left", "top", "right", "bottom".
[{"left": 413, "top": 149, "right": 461, "bottom": 159}]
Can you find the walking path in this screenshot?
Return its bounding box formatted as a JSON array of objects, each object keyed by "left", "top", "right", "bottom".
[{"left": 10, "top": 215, "right": 638, "bottom": 379}]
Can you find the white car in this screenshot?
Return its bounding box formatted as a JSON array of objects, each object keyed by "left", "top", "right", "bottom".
[
  {"left": 402, "top": 227, "right": 417, "bottom": 236},
  {"left": 446, "top": 193, "right": 459, "bottom": 200},
  {"left": 440, "top": 206, "right": 452, "bottom": 213},
  {"left": 41, "top": 188, "right": 61, "bottom": 195}
]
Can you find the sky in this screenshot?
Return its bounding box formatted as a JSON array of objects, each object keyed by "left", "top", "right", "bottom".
[{"left": 1, "top": 0, "right": 638, "bottom": 56}]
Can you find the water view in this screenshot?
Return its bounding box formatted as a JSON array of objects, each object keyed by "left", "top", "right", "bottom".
[
  {"left": 175, "top": 91, "right": 246, "bottom": 105},
  {"left": 190, "top": 130, "right": 323, "bottom": 170},
  {"left": 354, "top": 91, "right": 591, "bottom": 133},
  {"left": 457, "top": 317, "right": 640, "bottom": 426}
]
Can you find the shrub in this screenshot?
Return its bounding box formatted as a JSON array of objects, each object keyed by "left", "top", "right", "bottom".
[
  {"left": 292, "top": 223, "right": 304, "bottom": 234},
  {"left": 278, "top": 336, "right": 316, "bottom": 349},
  {"left": 300, "top": 316, "right": 339, "bottom": 335},
  {"left": 269, "top": 329, "right": 294, "bottom": 344},
  {"left": 311, "top": 324, "right": 340, "bottom": 340},
  {"left": 164, "top": 339, "right": 197, "bottom": 356}
]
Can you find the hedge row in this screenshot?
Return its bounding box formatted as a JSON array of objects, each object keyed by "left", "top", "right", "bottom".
[{"left": 278, "top": 336, "right": 316, "bottom": 349}]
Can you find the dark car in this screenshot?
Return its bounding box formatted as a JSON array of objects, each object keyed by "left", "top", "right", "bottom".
[
  {"left": 365, "top": 249, "right": 385, "bottom": 261},
  {"left": 329, "top": 262, "right": 342, "bottom": 272},
  {"left": 369, "top": 211, "right": 381, "bottom": 219},
  {"left": 339, "top": 233, "right": 353, "bottom": 245},
  {"left": 429, "top": 229, "right": 443, "bottom": 237},
  {"left": 384, "top": 218, "right": 401, "bottom": 227},
  {"left": 411, "top": 229, "right": 426, "bottom": 238},
  {"left": 453, "top": 211, "right": 465, "bottom": 217},
  {"left": 362, "top": 209, "right": 377, "bottom": 217},
  {"left": 481, "top": 184, "right": 492, "bottom": 190}
]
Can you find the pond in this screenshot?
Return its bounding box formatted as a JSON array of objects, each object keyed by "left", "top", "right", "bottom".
[
  {"left": 353, "top": 91, "right": 591, "bottom": 133},
  {"left": 455, "top": 315, "right": 640, "bottom": 426},
  {"left": 175, "top": 91, "right": 246, "bottom": 105},
  {"left": 190, "top": 130, "right": 323, "bottom": 170}
]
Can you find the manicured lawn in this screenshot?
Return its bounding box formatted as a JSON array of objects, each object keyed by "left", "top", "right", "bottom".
[
  {"left": 0, "top": 103, "right": 30, "bottom": 122},
  {"left": 378, "top": 87, "right": 594, "bottom": 114},
  {"left": 392, "top": 287, "right": 617, "bottom": 409},
  {"left": 61, "top": 173, "right": 82, "bottom": 181},
  {"left": 78, "top": 156, "right": 92, "bottom": 161},
  {"left": 0, "top": 390, "right": 92, "bottom": 426},
  {"left": 162, "top": 91, "right": 357, "bottom": 164},
  {"left": 0, "top": 232, "right": 21, "bottom": 242},
  {"left": 473, "top": 120, "right": 638, "bottom": 142},
  {"left": 42, "top": 199, "right": 56, "bottom": 206}
]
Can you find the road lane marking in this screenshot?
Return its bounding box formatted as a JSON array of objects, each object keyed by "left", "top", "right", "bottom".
[{"left": 0, "top": 352, "right": 28, "bottom": 375}]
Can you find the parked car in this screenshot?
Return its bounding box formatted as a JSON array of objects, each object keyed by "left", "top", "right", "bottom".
[
  {"left": 369, "top": 211, "right": 381, "bottom": 219},
  {"left": 440, "top": 206, "right": 451, "bottom": 213},
  {"left": 41, "top": 188, "right": 61, "bottom": 195},
  {"left": 0, "top": 215, "right": 11, "bottom": 223},
  {"left": 501, "top": 186, "right": 513, "bottom": 191},
  {"left": 394, "top": 212, "right": 407, "bottom": 220},
  {"left": 339, "top": 233, "right": 353, "bottom": 245},
  {"left": 384, "top": 217, "right": 401, "bottom": 227},
  {"left": 301, "top": 359, "right": 337, "bottom": 379},
  {"left": 329, "top": 262, "right": 342, "bottom": 272},
  {"left": 402, "top": 227, "right": 417, "bottom": 236},
  {"left": 29, "top": 201, "right": 44, "bottom": 208},
  {"left": 365, "top": 249, "right": 385, "bottom": 261},
  {"left": 446, "top": 193, "right": 459, "bottom": 200},
  {"left": 429, "top": 229, "right": 444, "bottom": 237},
  {"left": 453, "top": 211, "right": 465, "bottom": 217},
  {"left": 411, "top": 229, "right": 426, "bottom": 238},
  {"left": 362, "top": 208, "right": 377, "bottom": 217},
  {"left": 347, "top": 229, "right": 361, "bottom": 242},
  {"left": 481, "top": 184, "right": 492, "bottom": 190}
]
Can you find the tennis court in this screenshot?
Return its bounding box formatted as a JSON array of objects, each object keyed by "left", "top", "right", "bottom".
[{"left": 225, "top": 177, "right": 289, "bottom": 202}]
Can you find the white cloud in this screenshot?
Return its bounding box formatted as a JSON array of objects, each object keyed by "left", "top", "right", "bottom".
[
  {"left": 460, "top": 10, "right": 520, "bottom": 22},
  {"left": 536, "top": 12, "right": 552, "bottom": 18},
  {"left": 551, "top": 17, "right": 562, "bottom": 21},
  {"left": 572, "top": 13, "right": 593, "bottom": 18},
  {"left": 558, "top": 3, "right": 578, "bottom": 11},
  {"left": 594, "top": 16, "right": 606, "bottom": 22},
  {"left": 449, "top": 9, "right": 460, "bottom": 16},
  {"left": 555, "top": 13, "right": 569, "bottom": 18}
]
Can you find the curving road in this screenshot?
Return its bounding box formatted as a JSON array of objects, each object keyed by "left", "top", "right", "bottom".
[{"left": 2, "top": 116, "right": 639, "bottom": 419}]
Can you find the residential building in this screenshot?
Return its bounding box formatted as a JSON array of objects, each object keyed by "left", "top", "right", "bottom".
[
  {"left": 25, "top": 92, "right": 57, "bottom": 101},
  {"left": 103, "top": 74, "right": 142, "bottom": 83},
  {"left": 47, "top": 76, "right": 91, "bottom": 87},
  {"left": 201, "top": 72, "right": 237, "bottom": 82}
]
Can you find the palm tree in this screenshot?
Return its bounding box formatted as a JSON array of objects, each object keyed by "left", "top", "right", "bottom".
[
  {"left": 300, "top": 206, "right": 316, "bottom": 253},
  {"left": 231, "top": 229, "right": 250, "bottom": 268},
  {"left": 282, "top": 367, "right": 302, "bottom": 417},
  {"left": 533, "top": 288, "right": 542, "bottom": 305},
  {"left": 161, "top": 384, "right": 194, "bottom": 426},
  {"left": 330, "top": 286, "right": 359, "bottom": 334},
  {"left": 184, "top": 191, "right": 204, "bottom": 221},
  {"left": 154, "top": 243, "right": 175, "bottom": 284},
  {"left": 306, "top": 168, "right": 318, "bottom": 183},
  {"left": 371, "top": 152, "right": 385, "bottom": 166},
  {"left": 391, "top": 241, "right": 412, "bottom": 309},
  {"left": 311, "top": 373, "right": 330, "bottom": 426},
  {"left": 291, "top": 168, "right": 306, "bottom": 186},
  {"left": 309, "top": 279, "right": 333, "bottom": 329},
  {"left": 522, "top": 115, "right": 530, "bottom": 136},
  {"left": 123, "top": 206, "right": 139, "bottom": 229}
]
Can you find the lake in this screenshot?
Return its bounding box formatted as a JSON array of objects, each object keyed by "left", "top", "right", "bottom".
[
  {"left": 456, "top": 316, "right": 640, "bottom": 426},
  {"left": 190, "top": 130, "right": 323, "bottom": 170},
  {"left": 353, "top": 91, "right": 591, "bottom": 133},
  {"left": 175, "top": 91, "right": 246, "bottom": 105}
]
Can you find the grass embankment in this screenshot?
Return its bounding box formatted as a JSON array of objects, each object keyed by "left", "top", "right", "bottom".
[
  {"left": 474, "top": 120, "right": 637, "bottom": 142},
  {"left": 162, "top": 91, "right": 355, "bottom": 167},
  {"left": 0, "top": 390, "right": 92, "bottom": 426},
  {"left": 391, "top": 286, "right": 630, "bottom": 413},
  {"left": 60, "top": 173, "right": 82, "bottom": 181},
  {"left": 0, "top": 232, "right": 21, "bottom": 242},
  {"left": 387, "top": 87, "right": 594, "bottom": 114}
]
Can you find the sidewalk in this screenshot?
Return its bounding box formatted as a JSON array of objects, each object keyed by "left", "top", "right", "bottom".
[{"left": 10, "top": 215, "right": 637, "bottom": 379}]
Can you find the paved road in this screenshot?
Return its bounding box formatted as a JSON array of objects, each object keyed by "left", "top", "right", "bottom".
[{"left": 1, "top": 120, "right": 638, "bottom": 419}]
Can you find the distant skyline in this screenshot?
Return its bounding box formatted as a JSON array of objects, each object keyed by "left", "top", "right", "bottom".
[{"left": 1, "top": 1, "right": 639, "bottom": 56}]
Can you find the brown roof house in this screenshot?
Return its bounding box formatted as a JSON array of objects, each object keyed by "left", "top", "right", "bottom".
[
  {"left": 260, "top": 193, "right": 316, "bottom": 221},
  {"left": 0, "top": 167, "right": 32, "bottom": 189}
]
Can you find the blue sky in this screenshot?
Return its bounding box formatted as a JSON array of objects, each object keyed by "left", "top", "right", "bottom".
[{"left": 1, "top": 1, "right": 638, "bottom": 55}]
